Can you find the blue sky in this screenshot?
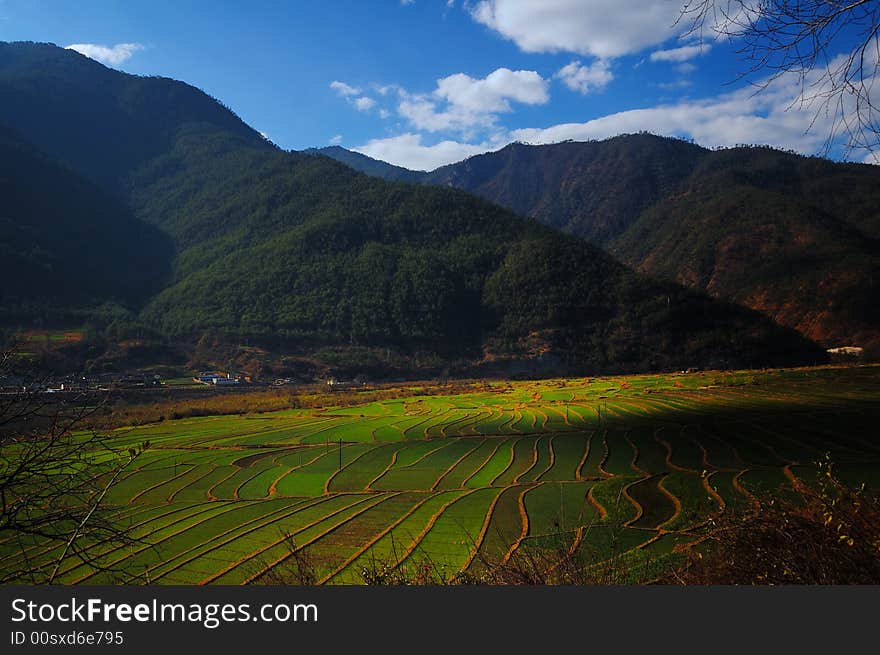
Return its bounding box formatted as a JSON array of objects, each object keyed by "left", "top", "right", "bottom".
[{"left": 1, "top": 0, "right": 875, "bottom": 169}]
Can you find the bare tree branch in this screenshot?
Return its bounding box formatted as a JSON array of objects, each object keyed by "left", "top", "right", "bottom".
[
  {"left": 0, "top": 346, "right": 149, "bottom": 583},
  {"left": 679, "top": 0, "right": 880, "bottom": 156}
]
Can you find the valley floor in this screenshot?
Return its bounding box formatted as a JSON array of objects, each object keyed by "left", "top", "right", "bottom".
[{"left": 3, "top": 365, "right": 879, "bottom": 584}]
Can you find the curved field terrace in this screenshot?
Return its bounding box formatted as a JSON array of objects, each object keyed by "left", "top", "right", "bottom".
[{"left": 2, "top": 366, "right": 878, "bottom": 584}]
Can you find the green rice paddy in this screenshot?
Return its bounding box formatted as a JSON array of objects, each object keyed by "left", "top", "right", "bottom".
[{"left": 3, "top": 365, "right": 879, "bottom": 584}]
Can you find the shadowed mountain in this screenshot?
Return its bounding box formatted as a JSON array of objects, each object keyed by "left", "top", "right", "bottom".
[
  {"left": 316, "top": 136, "right": 880, "bottom": 353},
  {"left": 0, "top": 42, "right": 828, "bottom": 374},
  {"left": 0, "top": 40, "right": 271, "bottom": 195},
  {"left": 0, "top": 125, "right": 173, "bottom": 324},
  {"left": 136, "top": 143, "right": 825, "bottom": 372},
  {"left": 305, "top": 146, "right": 424, "bottom": 183}
]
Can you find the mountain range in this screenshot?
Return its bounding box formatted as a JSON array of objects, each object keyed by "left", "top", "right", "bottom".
[
  {"left": 311, "top": 137, "right": 880, "bottom": 354},
  {"left": 0, "top": 41, "right": 841, "bottom": 376}
]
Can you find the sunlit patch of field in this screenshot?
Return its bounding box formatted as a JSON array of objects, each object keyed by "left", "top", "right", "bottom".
[{"left": 3, "top": 365, "right": 878, "bottom": 584}]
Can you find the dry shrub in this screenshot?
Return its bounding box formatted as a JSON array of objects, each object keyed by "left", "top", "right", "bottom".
[
  {"left": 359, "top": 557, "right": 457, "bottom": 586},
  {"left": 253, "top": 526, "right": 670, "bottom": 586},
  {"left": 673, "top": 456, "right": 880, "bottom": 585},
  {"left": 467, "top": 530, "right": 668, "bottom": 585},
  {"left": 249, "top": 533, "right": 318, "bottom": 586}
]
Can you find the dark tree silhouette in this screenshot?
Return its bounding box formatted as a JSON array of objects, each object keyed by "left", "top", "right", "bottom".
[{"left": 0, "top": 347, "right": 149, "bottom": 583}]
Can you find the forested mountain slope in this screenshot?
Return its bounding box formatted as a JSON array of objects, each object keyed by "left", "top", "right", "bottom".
[
  {"left": 0, "top": 42, "right": 827, "bottom": 374},
  {"left": 0, "top": 125, "right": 172, "bottom": 324},
  {"left": 318, "top": 136, "right": 880, "bottom": 352}
]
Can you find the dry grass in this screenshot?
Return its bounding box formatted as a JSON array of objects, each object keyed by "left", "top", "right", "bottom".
[{"left": 671, "top": 456, "right": 880, "bottom": 585}]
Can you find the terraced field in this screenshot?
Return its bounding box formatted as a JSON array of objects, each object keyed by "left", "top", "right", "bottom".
[{"left": 3, "top": 366, "right": 879, "bottom": 584}]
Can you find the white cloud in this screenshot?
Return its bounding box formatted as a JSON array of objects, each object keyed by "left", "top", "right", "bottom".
[
  {"left": 701, "top": 0, "right": 763, "bottom": 37},
  {"left": 354, "top": 96, "right": 376, "bottom": 111},
  {"left": 398, "top": 96, "right": 451, "bottom": 131},
  {"left": 331, "top": 81, "right": 380, "bottom": 113},
  {"left": 354, "top": 133, "right": 492, "bottom": 171},
  {"left": 650, "top": 44, "right": 710, "bottom": 63},
  {"left": 437, "top": 68, "right": 549, "bottom": 111},
  {"left": 509, "top": 69, "right": 839, "bottom": 154},
  {"left": 555, "top": 60, "right": 612, "bottom": 94},
  {"left": 401, "top": 0, "right": 415, "bottom": 5},
  {"left": 329, "top": 134, "right": 343, "bottom": 145},
  {"left": 374, "top": 84, "right": 398, "bottom": 96},
  {"left": 65, "top": 42, "right": 143, "bottom": 66},
  {"left": 656, "top": 79, "right": 693, "bottom": 90},
  {"left": 398, "top": 67, "right": 549, "bottom": 134},
  {"left": 676, "top": 62, "right": 697, "bottom": 74},
  {"left": 379, "top": 108, "right": 391, "bottom": 119},
  {"left": 330, "top": 80, "right": 361, "bottom": 97},
  {"left": 350, "top": 53, "right": 874, "bottom": 171},
  {"left": 470, "top": 0, "right": 684, "bottom": 58}
]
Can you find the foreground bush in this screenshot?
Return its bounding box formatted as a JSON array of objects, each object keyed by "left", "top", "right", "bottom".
[{"left": 672, "top": 457, "right": 880, "bottom": 585}]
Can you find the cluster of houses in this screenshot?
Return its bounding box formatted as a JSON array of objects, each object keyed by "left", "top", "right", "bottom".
[
  {"left": 827, "top": 346, "right": 864, "bottom": 358},
  {"left": 0, "top": 373, "right": 162, "bottom": 394},
  {"left": 2, "top": 370, "right": 257, "bottom": 394},
  {"left": 324, "top": 376, "right": 367, "bottom": 390},
  {"left": 827, "top": 346, "right": 865, "bottom": 363},
  {"left": 193, "top": 371, "right": 247, "bottom": 386}
]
